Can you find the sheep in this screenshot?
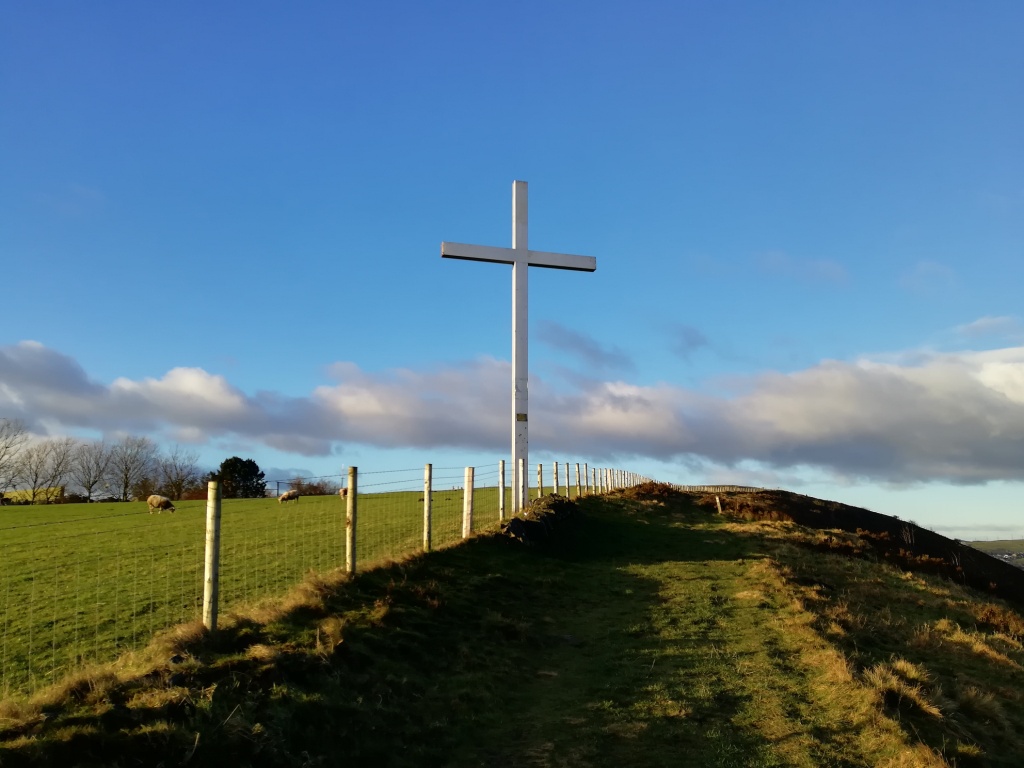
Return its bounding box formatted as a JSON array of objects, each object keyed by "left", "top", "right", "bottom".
[
  {"left": 278, "top": 489, "right": 300, "bottom": 504},
  {"left": 147, "top": 495, "right": 176, "bottom": 514},
  {"left": 338, "top": 487, "right": 348, "bottom": 499}
]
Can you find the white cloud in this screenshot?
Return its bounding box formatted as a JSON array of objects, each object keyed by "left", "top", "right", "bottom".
[
  {"left": 954, "top": 315, "right": 1022, "bottom": 340},
  {"left": 33, "top": 183, "right": 106, "bottom": 218},
  {"left": 754, "top": 250, "right": 849, "bottom": 283},
  {"left": 536, "top": 321, "right": 634, "bottom": 371},
  {"left": 7, "top": 340, "right": 1024, "bottom": 485},
  {"left": 900, "top": 260, "right": 956, "bottom": 293},
  {"left": 668, "top": 324, "right": 709, "bottom": 360}
]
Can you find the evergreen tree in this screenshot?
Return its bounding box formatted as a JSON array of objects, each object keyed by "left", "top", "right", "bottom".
[{"left": 210, "top": 456, "right": 266, "bottom": 499}]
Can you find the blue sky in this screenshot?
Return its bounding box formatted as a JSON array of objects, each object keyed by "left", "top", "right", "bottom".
[{"left": 2, "top": 1, "right": 1023, "bottom": 537}]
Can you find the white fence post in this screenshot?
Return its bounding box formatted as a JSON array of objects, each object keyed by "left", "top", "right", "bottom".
[
  {"left": 462, "top": 466, "right": 474, "bottom": 538},
  {"left": 346, "top": 466, "right": 358, "bottom": 575},
  {"left": 424, "top": 463, "right": 432, "bottom": 552},
  {"left": 584, "top": 463, "right": 590, "bottom": 494},
  {"left": 575, "top": 463, "right": 582, "bottom": 498},
  {"left": 202, "top": 479, "right": 222, "bottom": 631},
  {"left": 499, "top": 460, "right": 505, "bottom": 521},
  {"left": 537, "top": 462, "right": 543, "bottom": 498}
]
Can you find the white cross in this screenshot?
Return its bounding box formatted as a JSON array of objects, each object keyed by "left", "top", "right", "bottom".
[{"left": 442, "top": 181, "right": 596, "bottom": 513}]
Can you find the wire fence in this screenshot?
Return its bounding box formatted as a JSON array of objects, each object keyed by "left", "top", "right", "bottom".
[{"left": 0, "top": 462, "right": 650, "bottom": 697}]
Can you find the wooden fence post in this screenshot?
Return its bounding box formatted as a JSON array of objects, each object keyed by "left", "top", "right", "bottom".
[
  {"left": 584, "top": 463, "right": 590, "bottom": 494},
  {"left": 498, "top": 460, "right": 505, "bottom": 521},
  {"left": 202, "top": 480, "right": 222, "bottom": 631},
  {"left": 462, "top": 466, "right": 474, "bottom": 538},
  {"left": 575, "top": 463, "right": 582, "bottom": 498},
  {"left": 423, "top": 463, "right": 432, "bottom": 552},
  {"left": 346, "top": 466, "right": 357, "bottom": 575}
]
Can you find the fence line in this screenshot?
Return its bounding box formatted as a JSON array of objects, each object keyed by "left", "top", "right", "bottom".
[{"left": 0, "top": 461, "right": 651, "bottom": 697}]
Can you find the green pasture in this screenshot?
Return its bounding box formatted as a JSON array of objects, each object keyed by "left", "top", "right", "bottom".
[
  {"left": 970, "top": 538, "right": 1024, "bottom": 555},
  {"left": 0, "top": 486, "right": 513, "bottom": 696}
]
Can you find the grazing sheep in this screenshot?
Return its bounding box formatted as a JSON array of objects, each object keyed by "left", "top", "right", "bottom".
[
  {"left": 278, "top": 489, "right": 300, "bottom": 504},
  {"left": 147, "top": 495, "right": 176, "bottom": 514},
  {"left": 338, "top": 487, "right": 348, "bottom": 499}
]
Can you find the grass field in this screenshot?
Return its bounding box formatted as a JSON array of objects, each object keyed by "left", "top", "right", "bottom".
[
  {"left": 0, "top": 483, "right": 515, "bottom": 696},
  {"left": 970, "top": 539, "right": 1024, "bottom": 555},
  {"left": 4, "top": 485, "right": 1024, "bottom": 766}
]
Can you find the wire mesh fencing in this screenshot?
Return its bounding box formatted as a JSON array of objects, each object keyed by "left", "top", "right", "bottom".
[
  {"left": 0, "top": 462, "right": 650, "bottom": 697},
  {"left": 0, "top": 504, "right": 206, "bottom": 697}
]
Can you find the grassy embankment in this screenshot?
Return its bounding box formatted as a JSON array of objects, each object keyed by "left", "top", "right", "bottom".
[{"left": 3, "top": 485, "right": 1024, "bottom": 766}]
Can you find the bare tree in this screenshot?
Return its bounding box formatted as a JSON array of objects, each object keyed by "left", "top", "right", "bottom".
[
  {"left": 287, "top": 475, "right": 340, "bottom": 496},
  {"left": 46, "top": 437, "right": 78, "bottom": 502},
  {"left": 108, "top": 435, "right": 159, "bottom": 501},
  {"left": 16, "top": 437, "right": 78, "bottom": 503},
  {"left": 0, "top": 418, "right": 28, "bottom": 495},
  {"left": 157, "top": 445, "right": 202, "bottom": 500},
  {"left": 16, "top": 441, "right": 52, "bottom": 503},
  {"left": 71, "top": 440, "right": 112, "bottom": 502}
]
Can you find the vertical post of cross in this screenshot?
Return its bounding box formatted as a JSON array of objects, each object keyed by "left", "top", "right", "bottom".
[{"left": 511, "top": 181, "right": 528, "bottom": 514}]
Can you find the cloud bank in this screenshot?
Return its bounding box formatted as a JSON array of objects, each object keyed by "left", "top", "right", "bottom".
[{"left": 3, "top": 339, "right": 1024, "bottom": 484}]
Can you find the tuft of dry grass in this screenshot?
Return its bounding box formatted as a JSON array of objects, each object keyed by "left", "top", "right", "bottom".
[{"left": 862, "top": 660, "right": 945, "bottom": 719}]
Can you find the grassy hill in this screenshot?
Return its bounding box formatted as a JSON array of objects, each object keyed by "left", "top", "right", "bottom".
[
  {"left": 2, "top": 485, "right": 1024, "bottom": 766},
  {"left": 971, "top": 539, "right": 1024, "bottom": 556}
]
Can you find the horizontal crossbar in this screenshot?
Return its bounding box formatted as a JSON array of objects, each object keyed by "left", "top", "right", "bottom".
[{"left": 441, "top": 242, "right": 596, "bottom": 272}]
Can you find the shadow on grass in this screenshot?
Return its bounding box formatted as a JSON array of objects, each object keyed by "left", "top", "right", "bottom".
[
  {"left": 757, "top": 531, "right": 1024, "bottom": 767},
  {"left": 1, "top": 490, "right": 783, "bottom": 767}
]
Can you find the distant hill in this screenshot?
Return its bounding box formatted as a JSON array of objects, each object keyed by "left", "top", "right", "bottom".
[
  {"left": 971, "top": 539, "right": 1024, "bottom": 555},
  {"left": 3, "top": 484, "right": 1024, "bottom": 766}
]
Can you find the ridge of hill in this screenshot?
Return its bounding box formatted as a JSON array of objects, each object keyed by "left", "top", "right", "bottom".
[
  {"left": 705, "top": 488, "right": 1024, "bottom": 611},
  {"left": 2, "top": 485, "right": 1024, "bottom": 767}
]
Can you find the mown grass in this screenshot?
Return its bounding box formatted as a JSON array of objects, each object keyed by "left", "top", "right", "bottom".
[
  {"left": 0, "top": 487, "right": 510, "bottom": 696},
  {"left": 6, "top": 485, "right": 1023, "bottom": 766}
]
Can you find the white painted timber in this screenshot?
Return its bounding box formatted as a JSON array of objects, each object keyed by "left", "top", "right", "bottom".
[
  {"left": 440, "top": 243, "right": 596, "bottom": 272},
  {"left": 441, "top": 181, "right": 596, "bottom": 513}
]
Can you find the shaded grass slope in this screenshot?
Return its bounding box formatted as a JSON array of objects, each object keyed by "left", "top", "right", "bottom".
[
  {"left": 706, "top": 489, "right": 1024, "bottom": 610},
  {"left": 2, "top": 486, "right": 1024, "bottom": 766}
]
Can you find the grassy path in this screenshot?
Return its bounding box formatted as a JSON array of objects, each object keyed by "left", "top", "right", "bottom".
[{"left": 457, "top": 494, "right": 930, "bottom": 767}]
